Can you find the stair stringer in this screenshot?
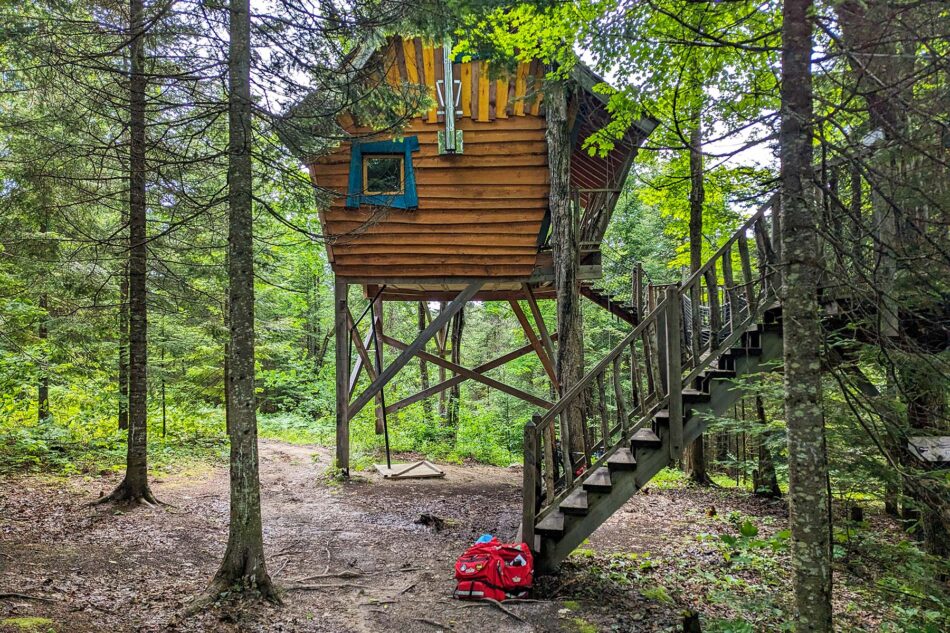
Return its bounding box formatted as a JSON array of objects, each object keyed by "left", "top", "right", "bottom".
[{"left": 535, "top": 326, "right": 783, "bottom": 573}]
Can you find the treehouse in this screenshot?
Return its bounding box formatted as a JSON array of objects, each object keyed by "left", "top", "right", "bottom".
[{"left": 306, "top": 36, "right": 657, "bottom": 300}]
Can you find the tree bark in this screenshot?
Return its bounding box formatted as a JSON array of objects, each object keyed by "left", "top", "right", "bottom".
[
  {"left": 207, "top": 0, "right": 277, "bottom": 601},
  {"left": 446, "top": 307, "right": 464, "bottom": 428},
  {"left": 685, "top": 109, "right": 712, "bottom": 485},
  {"left": 418, "top": 302, "right": 432, "bottom": 421},
  {"left": 546, "top": 79, "right": 585, "bottom": 456},
  {"left": 780, "top": 1, "right": 833, "bottom": 629},
  {"left": 118, "top": 259, "right": 129, "bottom": 430},
  {"left": 38, "top": 213, "right": 50, "bottom": 423},
  {"left": 100, "top": 0, "right": 154, "bottom": 505}
]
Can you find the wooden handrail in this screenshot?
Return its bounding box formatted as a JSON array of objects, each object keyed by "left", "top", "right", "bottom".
[
  {"left": 681, "top": 197, "right": 775, "bottom": 290},
  {"left": 535, "top": 294, "right": 670, "bottom": 432}
]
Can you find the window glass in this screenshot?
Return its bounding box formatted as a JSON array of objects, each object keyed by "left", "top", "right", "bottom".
[{"left": 363, "top": 156, "right": 403, "bottom": 195}]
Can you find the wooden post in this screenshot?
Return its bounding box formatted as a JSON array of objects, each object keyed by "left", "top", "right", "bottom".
[
  {"left": 666, "top": 285, "right": 683, "bottom": 459},
  {"left": 656, "top": 287, "right": 669, "bottom": 395},
  {"left": 522, "top": 415, "right": 539, "bottom": 552},
  {"left": 334, "top": 279, "right": 350, "bottom": 474}
]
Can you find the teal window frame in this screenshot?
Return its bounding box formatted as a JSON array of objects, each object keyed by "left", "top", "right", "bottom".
[{"left": 346, "top": 136, "right": 419, "bottom": 209}]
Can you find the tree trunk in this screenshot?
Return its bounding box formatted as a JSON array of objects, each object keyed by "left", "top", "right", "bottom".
[
  {"left": 754, "top": 396, "right": 781, "bottom": 497},
  {"left": 207, "top": 0, "right": 277, "bottom": 601},
  {"left": 780, "top": 1, "right": 833, "bottom": 629},
  {"left": 447, "top": 307, "right": 464, "bottom": 428},
  {"left": 37, "top": 213, "right": 50, "bottom": 423},
  {"left": 685, "top": 110, "right": 712, "bottom": 485},
  {"left": 118, "top": 259, "right": 129, "bottom": 430},
  {"left": 100, "top": 0, "right": 154, "bottom": 505},
  {"left": 418, "top": 302, "right": 432, "bottom": 421},
  {"left": 546, "top": 79, "right": 585, "bottom": 456}
]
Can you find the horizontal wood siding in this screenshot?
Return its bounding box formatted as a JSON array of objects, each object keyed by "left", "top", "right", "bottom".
[{"left": 310, "top": 112, "right": 549, "bottom": 279}]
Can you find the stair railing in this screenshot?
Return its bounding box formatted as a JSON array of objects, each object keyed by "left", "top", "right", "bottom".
[{"left": 523, "top": 195, "right": 780, "bottom": 550}]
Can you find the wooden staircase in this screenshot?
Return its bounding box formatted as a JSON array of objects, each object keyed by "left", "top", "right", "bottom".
[{"left": 521, "top": 199, "right": 783, "bottom": 573}]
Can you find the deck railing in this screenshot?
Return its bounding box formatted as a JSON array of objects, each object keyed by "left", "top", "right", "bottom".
[{"left": 523, "top": 196, "right": 780, "bottom": 548}]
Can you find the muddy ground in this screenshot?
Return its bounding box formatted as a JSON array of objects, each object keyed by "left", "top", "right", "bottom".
[{"left": 0, "top": 440, "right": 789, "bottom": 632}]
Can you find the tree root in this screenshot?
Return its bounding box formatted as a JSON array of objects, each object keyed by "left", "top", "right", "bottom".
[
  {"left": 183, "top": 575, "right": 282, "bottom": 617},
  {"left": 88, "top": 479, "right": 161, "bottom": 508}
]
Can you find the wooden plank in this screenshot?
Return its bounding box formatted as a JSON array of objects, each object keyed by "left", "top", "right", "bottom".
[
  {"left": 346, "top": 310, "right": 385, "bottom": 434},
  {"left": 721, "top": 245, "right": 737, "bottom": 326},
  {"left": 333, "top": 254, "right": 538, "bottom": 266},
  {"left": 470, "top": 61, "right": 480, "bottom": 121},
  {"left": 612, "top": 355, "right": 627, "bottom": 435},
  {"left": 478, "top": 61, "right": 491, "bottom": 121},
  {"left": 349, "top": 282, "right": 483, "bottom": 419},
  {"left": 347, "top": 316, "right": 377, "bottom": 397},
  {"left": 383, "top": 335, "right": 554, "bottom": 409},
  {"left": 513, "top": 62, "right": 529, "bottom": 116},
  {"left": 324, "top": 209, "right": 547, "bottom": 223},
  {"left": 461, "top": 62, "right": 472, "bottom": 118},
  {"left": 332, "top": 232, "right": 540, "bottom": 246},
  {"left": 333, "top": 245, "right": 539, "bottom": 256},
  {"left": 327, "top": 222, "right": 542, "bottom": 235},
  {"left": 422, "top": 43, "right": 438, "bottom": 123},
  {"left": 415, "top": 167, "right": 549, "bottom": 186},
  {"left": 510, "top": 299, "right": 559, "bottom": 387},
  {"left": 401, "top": 38, "right": 420, "bottom": 84},
  {"left": 383, "top": 44, "right": 401, "bottom": 86},
  {"left": 529, "top": 62, "right": 544, "bottom": 115},
  {"left": 522, "top": 284, "right": 556, "bottom": 364},
  {"left": 496, "top": 77, "right": 509, "bottom": 118}
]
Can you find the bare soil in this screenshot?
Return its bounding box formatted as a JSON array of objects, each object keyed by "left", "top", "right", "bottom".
[{"left": 0, "top": 440, "right": 788, "bottom": 632}]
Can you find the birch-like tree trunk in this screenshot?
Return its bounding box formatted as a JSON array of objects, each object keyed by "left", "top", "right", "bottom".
[
  {"left": 780, "top": 0, "right": 833, "bottom": 628},
  {"left": 208, "top": 0, "right": 277, "bottom": 601}
]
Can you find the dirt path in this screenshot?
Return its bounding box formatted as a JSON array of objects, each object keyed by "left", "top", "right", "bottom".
[{"left": 0, "top": 441, "right": 785, "bottom": 632}]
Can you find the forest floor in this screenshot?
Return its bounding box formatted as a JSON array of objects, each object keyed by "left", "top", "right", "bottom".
[{"left": 0, "top": 440, "right": 939, "bottom": 633}]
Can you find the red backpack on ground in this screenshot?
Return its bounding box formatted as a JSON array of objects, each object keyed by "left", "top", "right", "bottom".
[{"left": 453, "top": 538, "right": 534, "bottom": 601}]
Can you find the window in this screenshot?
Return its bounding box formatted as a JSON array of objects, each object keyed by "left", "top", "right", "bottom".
[
  {"left": 363, "top": 155, "right": 404, "bottom": 195},
  {"left": 346, "top": 136, "right": 419, "bottom": 209}
]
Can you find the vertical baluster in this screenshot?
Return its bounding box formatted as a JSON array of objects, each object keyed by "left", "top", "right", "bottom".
[
  {"left": 596, "top": 372, "right": 610, "bottom": 449},
  {"left": 656, "top": 291, "right": 669, "bottom": 398},
  {"left": 612, "top": 354, "right": 628, "bottom": 437},
  {"left": 629, "top": 339, "right": 642, "bottom": 412},
  {"left": 632, "top": 263, "right": 643, "bottom": 324},
  {"left": 689, "top": 279, "right": 702, "bottom": 368},
  {"left": 543, "top": 423, "right": 555, "bottom": 500},
  {"left": 721, "top": 245, "right": 737, "bottom": 337},
  {"left": 523, "top": 416, "right": 538, "bottom": 551},
  {"left": 704, "top": 262, "right": 721, "bottom": 352},
  {"left": 581, "top": 385, "right": 594, "bottom": 468},
  {"left": 738, "top": 233, "right": 755, "bottom": 314},
  {"left": 645, "top": 285, "right": 660, "bottom": 399},
  {"left": 558, "top": 409, "right": 573, "bottom": 487},
  {"left": 666, "top": 286, "right": 683, "bottom": 458}
]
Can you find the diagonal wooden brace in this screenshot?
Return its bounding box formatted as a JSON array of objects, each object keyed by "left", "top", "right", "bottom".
[
  {"left": 383, "top": 335, "right": 554, "bottom": 410},
  {"left": 385, "top": 332, "right": 559, "bottom": 414},
  {"left": 348, "top": 282, "right": 483, "bottom": 420}
]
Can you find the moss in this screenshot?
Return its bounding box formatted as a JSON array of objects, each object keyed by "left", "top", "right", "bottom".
[
  {"left": 0, "top": 617, "right": 56, "bottom": 632},
  {"left": 571, "top": 616, "right": 598, "bottom": 633},
  {"left": 562, "top": 599, "right": 581, "bottom": 611}
]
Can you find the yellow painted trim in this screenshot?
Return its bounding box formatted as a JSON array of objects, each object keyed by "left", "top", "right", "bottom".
[
  {"left": 477, "top": 62, "right": 491, "bottom": 121},
  {"left": 495, "top": 77, "right": 509, "bottom": 118},
  {"left": 460, "top": 62, "right": 472, "bottom": 117},
  {"left": 514, "top": 62, "right": 529, "bottom": 116}
]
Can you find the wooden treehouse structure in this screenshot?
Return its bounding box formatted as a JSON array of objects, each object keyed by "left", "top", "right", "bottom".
[
  {"left": 304, "top": 35, "right": 790, "bottom": 573},
  {"left": 304, "top": 35, "right": 656, "bottom": 478}
]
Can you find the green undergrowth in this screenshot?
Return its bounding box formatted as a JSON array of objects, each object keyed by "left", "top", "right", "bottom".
[
  {"left": 0, "top": 392, "right": 227, "bottom": 476},
  {"left": 557, "top": 509, "right": 949, "bottom": 632}
]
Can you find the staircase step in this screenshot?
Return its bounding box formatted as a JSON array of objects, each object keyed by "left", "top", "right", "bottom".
[
  {"left": 682, "top": 388, "right": 711, "bottom": 403},
  {"left": 559, "top": 490, "right": 589, "bottom": 516},
  {"left": 631, "top": 428, "right": 662, "bottom": 447},
  {"left": 606, "top": 448, "right": 637, "bottom": 470},
  {"left": 653, "top": 409, "right": 670, "bottom": 426},
  {"left": 535, "top": 511, "right": 565, "bottom": 536},
  {"left": 582, "top": 467, "right": 613, "bottom": 493}
]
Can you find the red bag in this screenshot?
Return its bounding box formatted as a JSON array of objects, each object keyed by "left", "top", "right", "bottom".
[{"left": 453, "top": 538, "right": 533, "bottom": 601}]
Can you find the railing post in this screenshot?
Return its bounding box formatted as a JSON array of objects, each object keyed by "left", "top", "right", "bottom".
[
  {"left": 666, "top": 285, "right": 684, "bottom": 460},
  {"left": 522, "top": 416, "right": 539, "bottom": 551},
  {"left": 656, "top": 286, "right": 669, "bottom": 395}
]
